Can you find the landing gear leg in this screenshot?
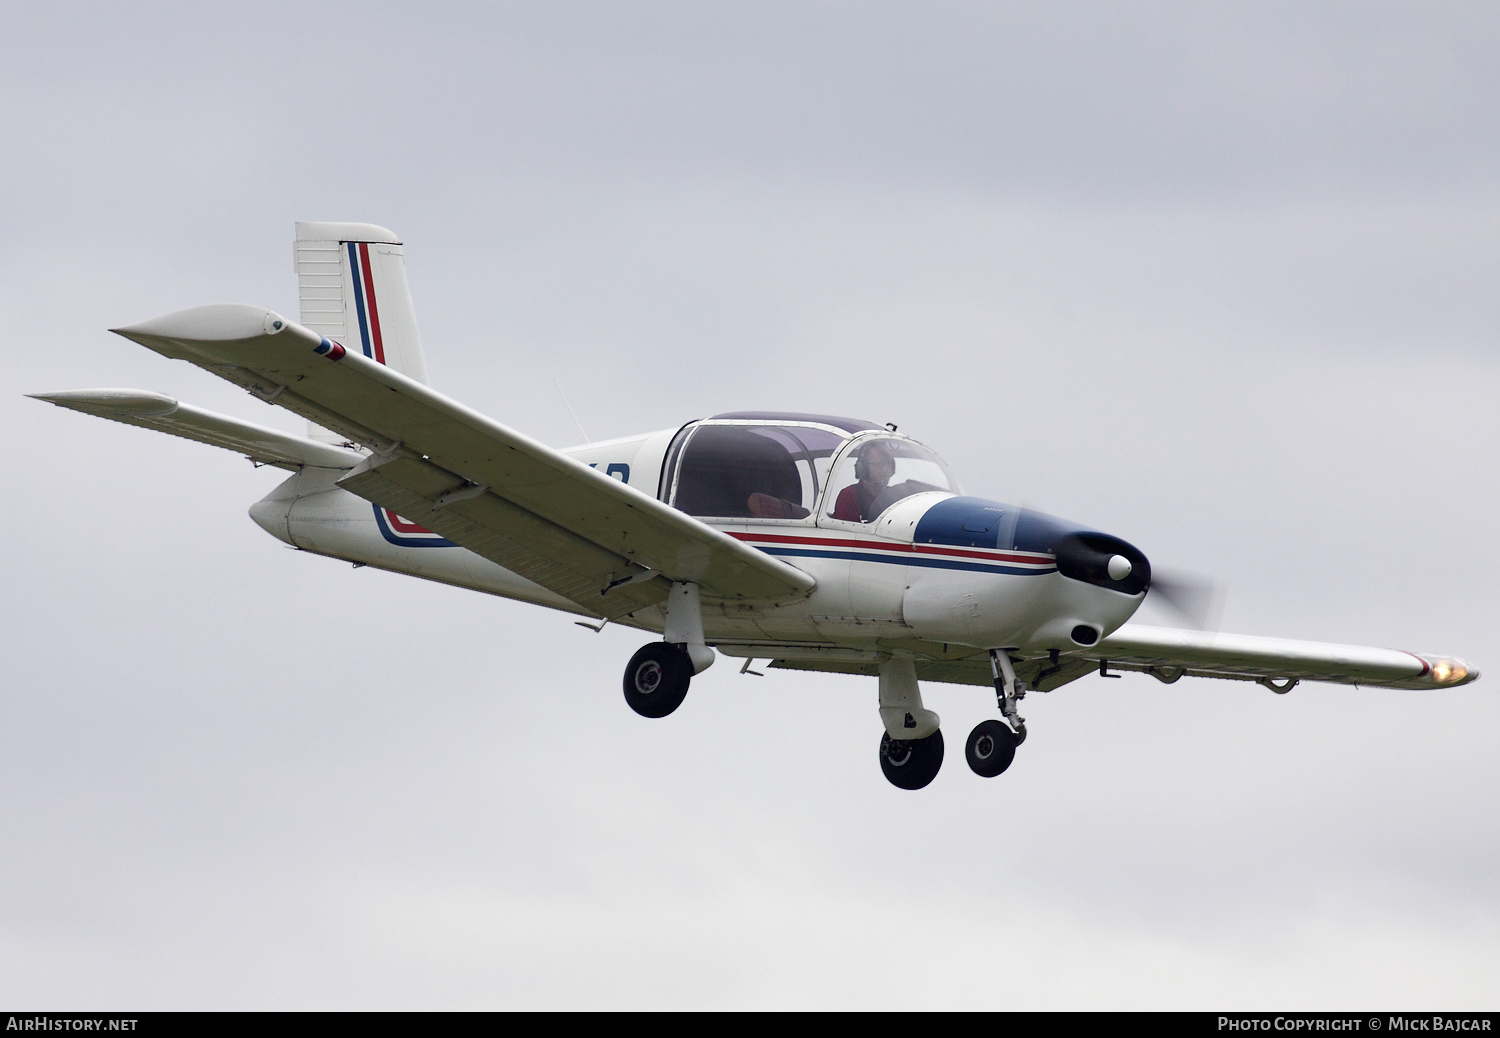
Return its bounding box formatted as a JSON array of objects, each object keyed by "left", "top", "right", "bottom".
[
  {"left": 988, "top": 648, "right": 1027, "bottom": 744},
  {"left": 663, "top": 581, "right": 715, "bottom": 676},
  {"left": 965, "top": 649, "right": 1027, "bottom": 779},
  {"left": 877, "top": 655, "right": 944, "bottom": 790}
]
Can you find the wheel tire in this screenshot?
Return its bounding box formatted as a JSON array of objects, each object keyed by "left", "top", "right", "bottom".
[
  {"left": 622, "top": 643, "right": 693, "bottom": 718},
  {"left": 965, "top": 719, "right": 1017, "bottom": 778},
  {"left": 879, "top": 729, "right": 944, "bottom": 790}
]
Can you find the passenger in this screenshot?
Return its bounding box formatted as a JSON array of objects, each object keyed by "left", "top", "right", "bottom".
[
  {"left": 831, "top": 442, "right": 896, "bottom": 522},
  {"left": 747, "top": 493, "right": 809, "bottom": 519}
]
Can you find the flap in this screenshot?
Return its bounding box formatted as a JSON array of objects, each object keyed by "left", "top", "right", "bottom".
[
  {"left": 712, "top": 643, "right": 1097, "bottom": 693},
  {"left": 335, "top": 453, "right": 667, "bottom": 619}
]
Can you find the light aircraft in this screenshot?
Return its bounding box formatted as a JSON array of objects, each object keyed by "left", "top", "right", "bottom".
[{"left": 32, "top": 222, "right": 1480, "bottom": 789}]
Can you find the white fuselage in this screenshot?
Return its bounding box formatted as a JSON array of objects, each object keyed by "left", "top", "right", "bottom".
[{"left": 248, "top": 424, "right": 1145, "bottom": 656}]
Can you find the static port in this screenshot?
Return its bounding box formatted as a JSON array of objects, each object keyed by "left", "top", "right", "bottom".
[{"left": 1071, "top": 624, "right": 1099, "bottom": 646}]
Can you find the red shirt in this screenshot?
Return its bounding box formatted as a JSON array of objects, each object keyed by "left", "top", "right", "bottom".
[{"left": 832, "top": 483, "right": 872, "bottom": 522}]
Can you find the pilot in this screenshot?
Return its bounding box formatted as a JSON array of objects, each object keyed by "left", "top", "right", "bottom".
[{"left": 831, "top": 442, "right": 896, "bottom": 522}]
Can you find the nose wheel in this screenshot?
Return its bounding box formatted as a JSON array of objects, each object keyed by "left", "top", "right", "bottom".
[
  {"left": 965, "top": 719, "right": 1018, "bottom": 777},
  {"left": 879, "top": 729, "right": 945, "bottom": 790},
  {"left": 623, "top": 642, "right": 693, "bottom": 718}
]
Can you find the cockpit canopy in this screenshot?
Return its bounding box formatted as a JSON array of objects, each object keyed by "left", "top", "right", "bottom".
[
  {"left": 823, "top": 436, "right": 957, "bottom": 523},
  {"left": 661, "top": 413, "right": 958, "bottom": 523}
]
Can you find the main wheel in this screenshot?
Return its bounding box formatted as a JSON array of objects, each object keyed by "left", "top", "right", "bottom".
[
  {"left": 879, "top": 729, "right": 944, "bottom": 790},
  {"left": 622, "top": 643, "right": 693, "bottom": 718},
  {"left": 965, "top": 719, "right": 1017, "bottom": 777}
]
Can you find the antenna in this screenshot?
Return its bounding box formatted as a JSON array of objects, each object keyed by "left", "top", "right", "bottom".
[{"left": 553, "top": 380, "right": 591, "bottom": 444}]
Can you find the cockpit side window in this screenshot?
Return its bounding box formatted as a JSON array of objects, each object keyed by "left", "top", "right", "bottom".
[
  {"left": 669, "top": 423, "right": 845, "bottom": 520},
  {"left": 825, "top": 437, "right": 958, "bottom": 523}
]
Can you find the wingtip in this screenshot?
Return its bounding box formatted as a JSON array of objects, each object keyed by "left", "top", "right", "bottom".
[
  {"left": 1416, "top": 654, "right": 1480, "bottom": 687},
  {"left": 29, "top": 390, "right": 82, "bottom": 406},
  {"left": 110, "top": 304, "right": 291, "bottom": 345},
  {"left": 27, "top": 389, "right": 180, "bottom": 417}
]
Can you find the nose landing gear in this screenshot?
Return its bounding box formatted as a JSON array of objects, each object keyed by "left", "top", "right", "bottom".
[
  {"left": 964, "top": 719, "right": 1017, "bottom": 777},
  {"left": 963, "top": 649, "right": 1029, "bottom": 778}
]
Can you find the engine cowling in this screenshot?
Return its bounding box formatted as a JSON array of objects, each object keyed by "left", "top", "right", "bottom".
[{"left": 899, "top": 497, "right": 1150, "bottom": 649}]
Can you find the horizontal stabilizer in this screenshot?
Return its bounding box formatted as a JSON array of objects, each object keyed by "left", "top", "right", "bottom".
[{"left": 29, "top": 389, "right": 364, "bottom": 471}]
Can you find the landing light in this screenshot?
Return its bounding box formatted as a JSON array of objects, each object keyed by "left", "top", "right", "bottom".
[
  {"left": 1107, "top": 555, "right": 1132, "bottom": 581},
  {"left": 1431, "top": 659, "right": 1467, "bottom": 684}
]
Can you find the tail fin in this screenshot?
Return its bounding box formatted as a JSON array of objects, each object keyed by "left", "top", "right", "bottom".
[
  {"left": 294, "top": 222, "right": 430, "bottom": 441},
  {"left": 294, "top": 222, "right": 429, "bottom": 382}
]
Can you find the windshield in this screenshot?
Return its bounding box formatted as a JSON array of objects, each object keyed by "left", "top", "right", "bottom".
[{"left": 824, "top": 436, "right": 958, "bottom": 523}]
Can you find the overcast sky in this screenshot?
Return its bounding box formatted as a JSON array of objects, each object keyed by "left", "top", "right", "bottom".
[{"left": 2, "top": 1, "right": 1497, "bottom": 1009}]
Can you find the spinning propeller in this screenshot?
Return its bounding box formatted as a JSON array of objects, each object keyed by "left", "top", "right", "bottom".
[{"left": 1144, "top": 567, "right": 1223, "bottom": 630}]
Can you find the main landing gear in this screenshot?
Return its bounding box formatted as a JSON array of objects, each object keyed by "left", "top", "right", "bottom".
[
  {"left": 621, "top": 581, "right": 715, "bottom": 720},
  {"left": 623, "top": 642, "right": 693, "bottom": 718},
  {"left": 880, "top": 729, "right": 945, "bottom": 790},
  {"left": 876, "top": 656, "right": 945, "bottom": 790}
]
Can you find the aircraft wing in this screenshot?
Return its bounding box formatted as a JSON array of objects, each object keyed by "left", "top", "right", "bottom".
[
  {"left": 30, "top": 389, "right": 362, "bottom": 470},
  {"left": 108, "top": 304, "right": 817, "bottom": 620},
  {"left": 1087, "top": 624, "right": 1476, "bottom": 691},
  {"left": 736, "top": 624, "right": 1476, "bottom": 694}
]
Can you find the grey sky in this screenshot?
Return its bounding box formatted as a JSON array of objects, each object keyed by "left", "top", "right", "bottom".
[{"left": 1, "top": 2, "right": 1496, "bottom": 1008}]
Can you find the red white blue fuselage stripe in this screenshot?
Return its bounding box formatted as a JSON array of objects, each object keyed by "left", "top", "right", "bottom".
[{"left": 727, "top": 531, "right": 1055, "bottom": 576}]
